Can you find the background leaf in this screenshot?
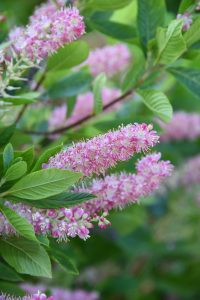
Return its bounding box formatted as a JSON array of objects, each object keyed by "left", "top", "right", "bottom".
[
  {"left": 86, "top": 0, "right": 132, "bottom": 10},
  {"left": 4, "top": 161, "right": 27, "bottom": 181},
  {"left": 93, "top": 73, "right": 106, "bottom": 114},
  {"left": 156, "top": 19, "right": 187, "bottom": 65},
  {"left": 0, "top": 238, "right": 52, "bottom": 278},
  {"left": 137, "top": 89, "right": 173, "bottom": 122},
  {"left": 0, "top": 125, "right": 15, "bottom": 147},
  {"left": 137, "top": 0, "right": 166, "bottom": 47},
  {"left": 8, "top": 192, "right": 96, "bottom": 209},
  {"left": 3, "top": 143, "right": 14, "bottom": 170},
  {"left": 0, "top": 261, "right": 23, "bottom": 282},
  {"left": 168, "top": 67, "right": 200, "bottom": 99}
]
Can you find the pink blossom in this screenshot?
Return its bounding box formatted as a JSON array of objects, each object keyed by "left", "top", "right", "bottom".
[
  {"left": 158, "top": 112, "right": 200, "bottom": 141},
  {"left": 1, "top": 153, "right": 172, "bottom": 241},
  {"left": 22, "top": 284, "right": 99, "bottom": 300},
  {"left": 9, "top": 1, "right": 85, "bottom": 62},
  {"left": 45, "top": 123, "right": 159, "bottom": 176},
  {"left": 86, "top": 44, "right": 131, "bottom": 77},
  {"left": 79, "top": 153, "right": 173, "bottom": 213},
  {"left": 176, "top": 13, "right": 192, "bottom": 30},
  {"left": 48, "top": 87, "right": 121, "bottom": 132}
]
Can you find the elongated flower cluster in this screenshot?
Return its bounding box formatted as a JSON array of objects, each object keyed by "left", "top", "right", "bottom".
[
  {"left": 177, "top": 13, "right": 193, "bottom": 30},
  {"left": 1, "top": 153, "right": 172, "bottom": 241},
  {"left": 85, "top": 44, "right": 131, "bottom": 77},
  {"left": 79, "top": 153, "right": 173, "bottom": 213},
  {"left": 158, "top": 112, "right": 200, "bottom": 141},
  {"left": 9, "top": 0, "right": 85, "bottom": 62},
  {"left": 45, "top": 123, "right": 159, "bottom": 176},
  {"left": 22, "top": 284, "right": 99, "bottom": 300},
  {"left": 48, "top": 87, "right": 121, "bottom": 131}
]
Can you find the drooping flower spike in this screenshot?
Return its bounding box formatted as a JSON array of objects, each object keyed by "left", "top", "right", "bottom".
[{"left": 1, "top": 153, "right": 173, "bottom": 241}]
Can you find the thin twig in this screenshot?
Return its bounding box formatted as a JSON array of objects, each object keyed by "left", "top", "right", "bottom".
[{"left": 22, "top": 89, "right": 133, "bottom": 136}]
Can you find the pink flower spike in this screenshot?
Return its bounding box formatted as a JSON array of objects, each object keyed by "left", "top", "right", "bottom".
[{"left": 46, "top": 123, "right": 159, "bottom": 176}]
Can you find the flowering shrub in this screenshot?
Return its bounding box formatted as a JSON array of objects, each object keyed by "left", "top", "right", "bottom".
[{"left": 0, "top": 0, "right": 200, "bottom": 299}]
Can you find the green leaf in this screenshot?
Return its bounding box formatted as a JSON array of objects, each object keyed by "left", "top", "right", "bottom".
[
  {"left": 7, "top": 168, "right": 83, "bottom": 200},
  {"left": 156, "top": 19, "right": 187, "bottom": 65},
  {"left": 0, "top": 125, "right": 15, "bottom": 147},
  {"left": 178, "top": 0, "right": 194, "bottom": 13},
  {"left": 47, "top": 41, "right": 89, "bottom": 72},
  {"left": 4, "top": 161, "right": 27, "bottom": 181},
  {"left": 8, "top": 192, "right": 96, "bottom": 208},
  {"left": 0, "top": 238, "right": 52, "bottom": 278},
  {"left": 184, "top": 17, "right": 200, "bottom": 47},
  {"left": 0, "top": 261, "right": 23, "bottom": 282},
  {"left": 86, "top": 0, "right": 132, "bottom": 10},
  {"left": 0, "top": 203, "right": 37, "bottom": 242},
  {"left": 37, "top": 235, "right": 49, "bottom": 247},
  {"left": 168, "top": 66, "right": 200, "bottom": 98},
  {"left": 47, "top": 71, "right": 92, "bottom": 99},
  {"left": 31, "top": 144, "right": 63, "bottom": 172},
  {"left": 137, "top": 0, "right": 166, "bottom": 47},
  {"left": 88, "top": 17, "right": 137, "bottom": 42},
  {"left": 3, "top": 143, "right": 14, "bottom": 170},
  {"left": 93, "top": 73, "right": 106, "bottom": 114},
  {"left": 50, "top": 246, "right": 79, "bottom": 275},
  {"left": 15, "top": 147, "right": 35, "bottom": 169},
  {"left": 2, "top": 92, "right": 40, "bottom": 105},
  {"left": 137, "top": 89, "right": 173, "bottom": 122},
  {"left": 122, "top": 45, "right": 145, "bottom": 92}
]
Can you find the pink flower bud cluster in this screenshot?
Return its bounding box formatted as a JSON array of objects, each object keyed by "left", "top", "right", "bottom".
[
  {"left": 177, "top": 13, "right": 193, "bottom": 30},
  {"left": 0, "top": 154, "right": 172, "bottom": 241},
  {"left": 85, "top": 44, "right": 131, "bottom": 77},
  {"left": 48, "top": 87, "right": 121, "bottom": 131},
  {"left": 22, "top": 284, "right": 99, "bottom": 300},
  {"left": 45, "top": 123, "right": 159, "bottom": 176},
  {"left": 158, "top": 112, "right": 200, "bottom": 141},
  {"left": 79, "top": 153, "right": 173, "bottom": 214},
  {"left": 9, "top": 1, "right": 85, "bottom": 62}
]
